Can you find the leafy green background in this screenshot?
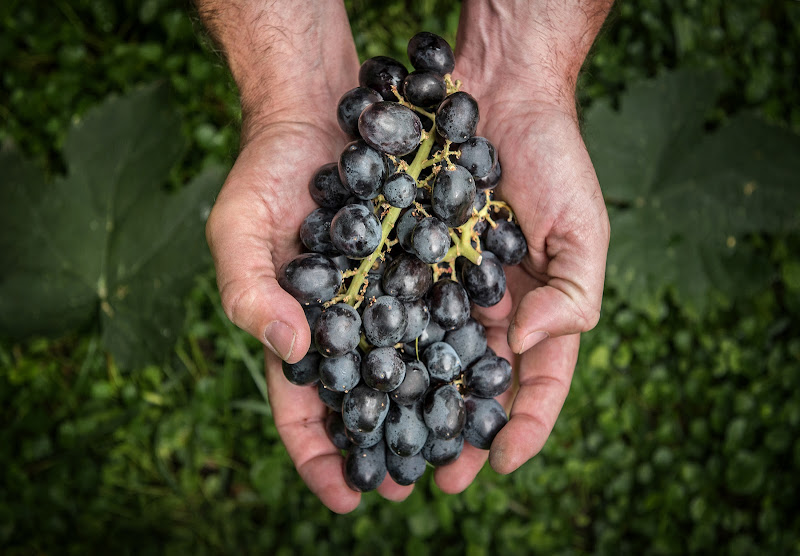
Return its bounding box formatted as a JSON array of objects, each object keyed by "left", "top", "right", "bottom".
[{"left": 2, "top": 0, "right": 799, "bottom": 554}]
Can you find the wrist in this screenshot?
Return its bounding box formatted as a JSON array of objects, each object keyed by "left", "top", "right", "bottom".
[{"left": 454, "top": 0, "right": 613, "bottom": 110}]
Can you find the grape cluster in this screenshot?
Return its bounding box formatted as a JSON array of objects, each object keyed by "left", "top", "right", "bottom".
[{"left": 278, "top": 32, "right": 528, "bottom": 492}]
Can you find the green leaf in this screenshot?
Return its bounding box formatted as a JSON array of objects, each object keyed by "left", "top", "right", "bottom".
[
  {"left": 587, "top": 70, "right": 800, "bottom": 315},
  {"left": 0, "top": 84, "right": 225, "bottom": 368}
]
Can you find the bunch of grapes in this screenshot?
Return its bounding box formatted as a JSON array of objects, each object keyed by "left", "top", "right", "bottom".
[{"left": 278, "top": 32, "right": 528, "bottom": 492}]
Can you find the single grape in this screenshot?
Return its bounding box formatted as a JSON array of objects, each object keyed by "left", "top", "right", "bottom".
[
  {"left": 423, "top": 383, "right": 466, "bottom": 440},
  {"left": 403, "top": 318, "right": 445, "bottom": 356},
  {"left": 444, "top": 318, "right": 488, "bottom": 369},
  {"left": 318, "top": 381, "right": 345, "bottom": 412},
  {"left": 359, "top": 101, "right": 422, "bottom": 156},
  {"left": 299, "top": 207, "right": 338, "bottom": 255},
  {"left": 319, "top": 350, "right": 362, "bottom": 392},
  {"left": 344, "top": 441, "right": 387, "bottom": 492},
  {"left": 362, "top": 346, "right": 407, "bottom": 392},
  {"left": 361, "top": 271, "right": 385, "bottom": 309},
  {"left": 407, "top": 32, "right": 455, "bottom": 75},
  {"left": 282, "top": 350, "right": 321, "bottom": 386},
  {"left": 432, "top": 164, "right": 476, "bottom": 227},
  {"left": 362, "top": 295, "right": 408, "bottom": 347},
  {"left": 400, "top": 298, "right": 430, "bottom": 343},
  {"left": 421, "top": 434, "right": 464, "bottom": 466},
  {"left": 278, "top": 253, "right": 342, "bottom": 306},
  {"left": 384, "top": 401, "right": 429, "bottom": 457},
  {"left": 463, "top": 396, "right": 508, "bottom": 450},
  {"left": 326, "top": 411, "right": 354, "bottom": 450},
  {"left": 314, "top": 303, "right": 362, "bottom": 357},
  {"left": 358, "top": 56, "right": 409, "bottom": 101},
  {"left": 460, "top": 251, "right": 507, "bottom": 307},
  {"left": 436, "top": 91, "right": 479, "bottom": 143},
  {"left": 464, "top": 354, "right": 512, "bottom": 398},
  {"left": 485, "top": 219, "right": 528, "bottom": 265},
  {"left": 330, "top": 204, "right": 382, "bottom": 259},
  {"left": 304, "top": 305, "right": 324, "bottom": 339},
  {"left": 456, "top": 136, "right": 497, "bottom": 180},
  {"left": 395, "top": 206, "right": 427, "bottom": 252},
  {"left": 342, "top": 383, "right": 390, "bottom": 433},
  {"left": 338, "top": 140, "right": 388, "bottom": 200},
  {"left": 309, "top": 162, "right": 351, "bottom": 208},
  {"left": 345, "top": 424, "right": 384, "bottom": 448},
  {"left": 474, "top": 158, "right": 501, "bottom": 190},
  {"left": 383, "top": 172, "right": 417, "bottom": 208},
  {"left": 402, "top": 70, "right": 447, "bottom": 107},
  {"left": 381, "top": 253, "right": 433, "bottom": 301},
  {"left": 337, "top": 86, "right": 382, "bottom": 136},
  {"left": 386, "top": 450, "right": 427, "bottom": 486},
  {"left": 422, "top": 341, "right": 462, "bottom": 383},
  {"left": 428, "top": 278, "right": 471, "bottom": 330},
  {"left": 412, "top": 216, "right": 450, "bottom": 264},
  {"left": 390, "top": 359, "right": 430, "bottom": 406}
]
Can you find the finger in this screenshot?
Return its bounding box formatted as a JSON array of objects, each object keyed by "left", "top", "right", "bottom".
[
  {"left": 489, "top": 333, "right": 579, "bottom": 474},
  {"left": 265, "top": 350, "right": 361, "bottom": 513},
  {"left": 207, "top": 186, "right": 311, "bottom": 363},
  {"left": 377, "top": 475, "right": 415, "bottom": 501},
  {"left": 433, "top": 443, "right": 489, "bottom": 494}
]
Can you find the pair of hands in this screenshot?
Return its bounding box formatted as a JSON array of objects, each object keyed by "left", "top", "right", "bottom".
[{"left": 204, "top": 28, "right": 609, "bottom": 513}]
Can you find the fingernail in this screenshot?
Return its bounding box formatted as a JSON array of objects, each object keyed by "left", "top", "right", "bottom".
[
  {"left": 264, "top": 320, "right": 296, "bottom": 360},
  {"left": 518, "top": 330, "right": 548, "bottom": 353}
]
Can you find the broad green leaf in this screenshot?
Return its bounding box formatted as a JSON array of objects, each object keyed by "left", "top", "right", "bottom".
[
  {"left": 0, "top": 84, "right": 224, "bottom": 368},
  {"left": 587, "top": 70, "right": 800, "bottom": 315}
]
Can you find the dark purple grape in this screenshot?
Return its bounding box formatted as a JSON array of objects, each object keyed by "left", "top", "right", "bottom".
[
  {"left": 485, "top": 219, "right": 528, "bottom": 265},
  {"left": 432, "top": 164, "right": 476, "bottom": 227},
  {"left": 423, "top": 383, "right": 466, "bottom": 439},
  {"left": 407, "top": 32, "right": 455, "bottom": 75},
  {"left": 330, "top": 204, "right": 382, "bottom": 259},
  {"left": 435, "top": 92, "right": 479, "bottom": 143},
  {"left": 390, "top": 359, "right": 430, "bottom": 406},
  {"left": 471, "top": 192, "right": 489, "bottom": 236},
  {"left": 383, "top": 172, "right": 417, "bottom": 208},
  {"left": 278, "top": 253, "right": 342, "bottom": 306},
  {"left": 464, "top": 354, "right": 512, "bottom": 398},
  {"left": 386, "top": 451, "right": 426, "bottom": 485},
  {"left": 457, "top": 136, "right": 497, "bottom": 179},
  {"left": 281, "top": 350, "right": 321, "bottom": 386},
  {"left": 421, "top": 434, "right": 463, "bottom": 466},
  {"left": 318, "top": 382, "right": 345, "bottom": 412},
  {"left": 381, "top": 253, "right": 433, "bottom": 301},
  {"left": 444, "top": 318, "right": 487, "bottom": 369},
  {"left": 342, "top": 383, "right": 390, "bottom": 433},
  {"left": 314, "top": 303, "right": 362, "bottom": 357},
  {"left": 304, "top": 305, "right": 324, "bottom": 337},
  {"left": 359, "top": 102, "right": 422, "bottom": 156},
  {"left": 337, "top": 86, "right": 383, "bottom": 136},
  {"left": 319, "top": 350, "right": 362, "bottom": 392},
  {"left": 403, "top": 318, "right": 445, "bottom": 356},
  {"left": 463, "top": 396, "right": 508, "bottom": 450},
  {"left": 400, "top": 298, "right": 430, "bottom": 343},
  {"left": 412, "top": 217, "right": 451, "bottom": 264},
  {"left": 362, "top": 346, "right": 406, "bottom": 392},
  {"left": 475, "top": 158, "right": 501, "bottom": 190},
  {"left": 300, "top": 207, "right": 338, "bottom": 255},
  {"left": 460, "top": 251, "right": 507, "bottom": 307},
  {"left": 338, "top": 140, "right": 388, "bottom": 200},
  {"left": 362, "top": 295, "right": 408, "bottom": 347},
  {"left": 428, "top": 279, "right": 470, "bottom": 330},
  {"left": 358, "top": 56, "right": 409, "bottom": 101},
  {"left": 344, "top": 441, "right": 386, "bottom": 492},
  {"left": 346, "top": 424, "right": 384, "bottom": 448},
  {"left": 422, "top": 341, "right": 462, "bottom": 383},
  {"left": 384, "top": 401, "right": 428, "bottom": 457},
  {"left": 395, "top": 206, "right": 427, "bottom": 252},
  {"left": 309, "top": 162, "right": 351, "bottom": 209},
  {"left": 361, "top": 271, "right": 385, "bottom": 308},
  {"left": 402, "top": 70, "right": 447, "bottom": 107},
  {"left": 326, "top": 411, "right": 354, "bottom": 450}
]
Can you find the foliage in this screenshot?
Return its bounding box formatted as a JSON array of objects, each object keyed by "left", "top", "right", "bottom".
[
  {"left": 0, "top": 85, "right": 225, "bottom": 368},
  {"left": 584, "top": 69, "right": 800, "bottom": 317}
]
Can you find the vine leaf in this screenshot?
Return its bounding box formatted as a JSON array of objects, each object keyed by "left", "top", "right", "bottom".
[
  {"left": 584, "top": 69, "right": 800, "bottom": 316},
  {"left": 0, "top": 84, "right": 225, "bottom": 367}
]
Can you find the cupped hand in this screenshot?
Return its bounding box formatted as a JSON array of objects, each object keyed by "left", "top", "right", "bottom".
[{"left": 431, "top": 62, "right": 611, "bottom": 493}]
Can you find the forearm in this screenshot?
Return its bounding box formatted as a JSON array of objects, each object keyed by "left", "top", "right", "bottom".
[
  {"left": 195, "top": 0, "right": 358, "bottom": 136},
  {"left": 456, "top": 0, "right": 613, "bottom": 108}
]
